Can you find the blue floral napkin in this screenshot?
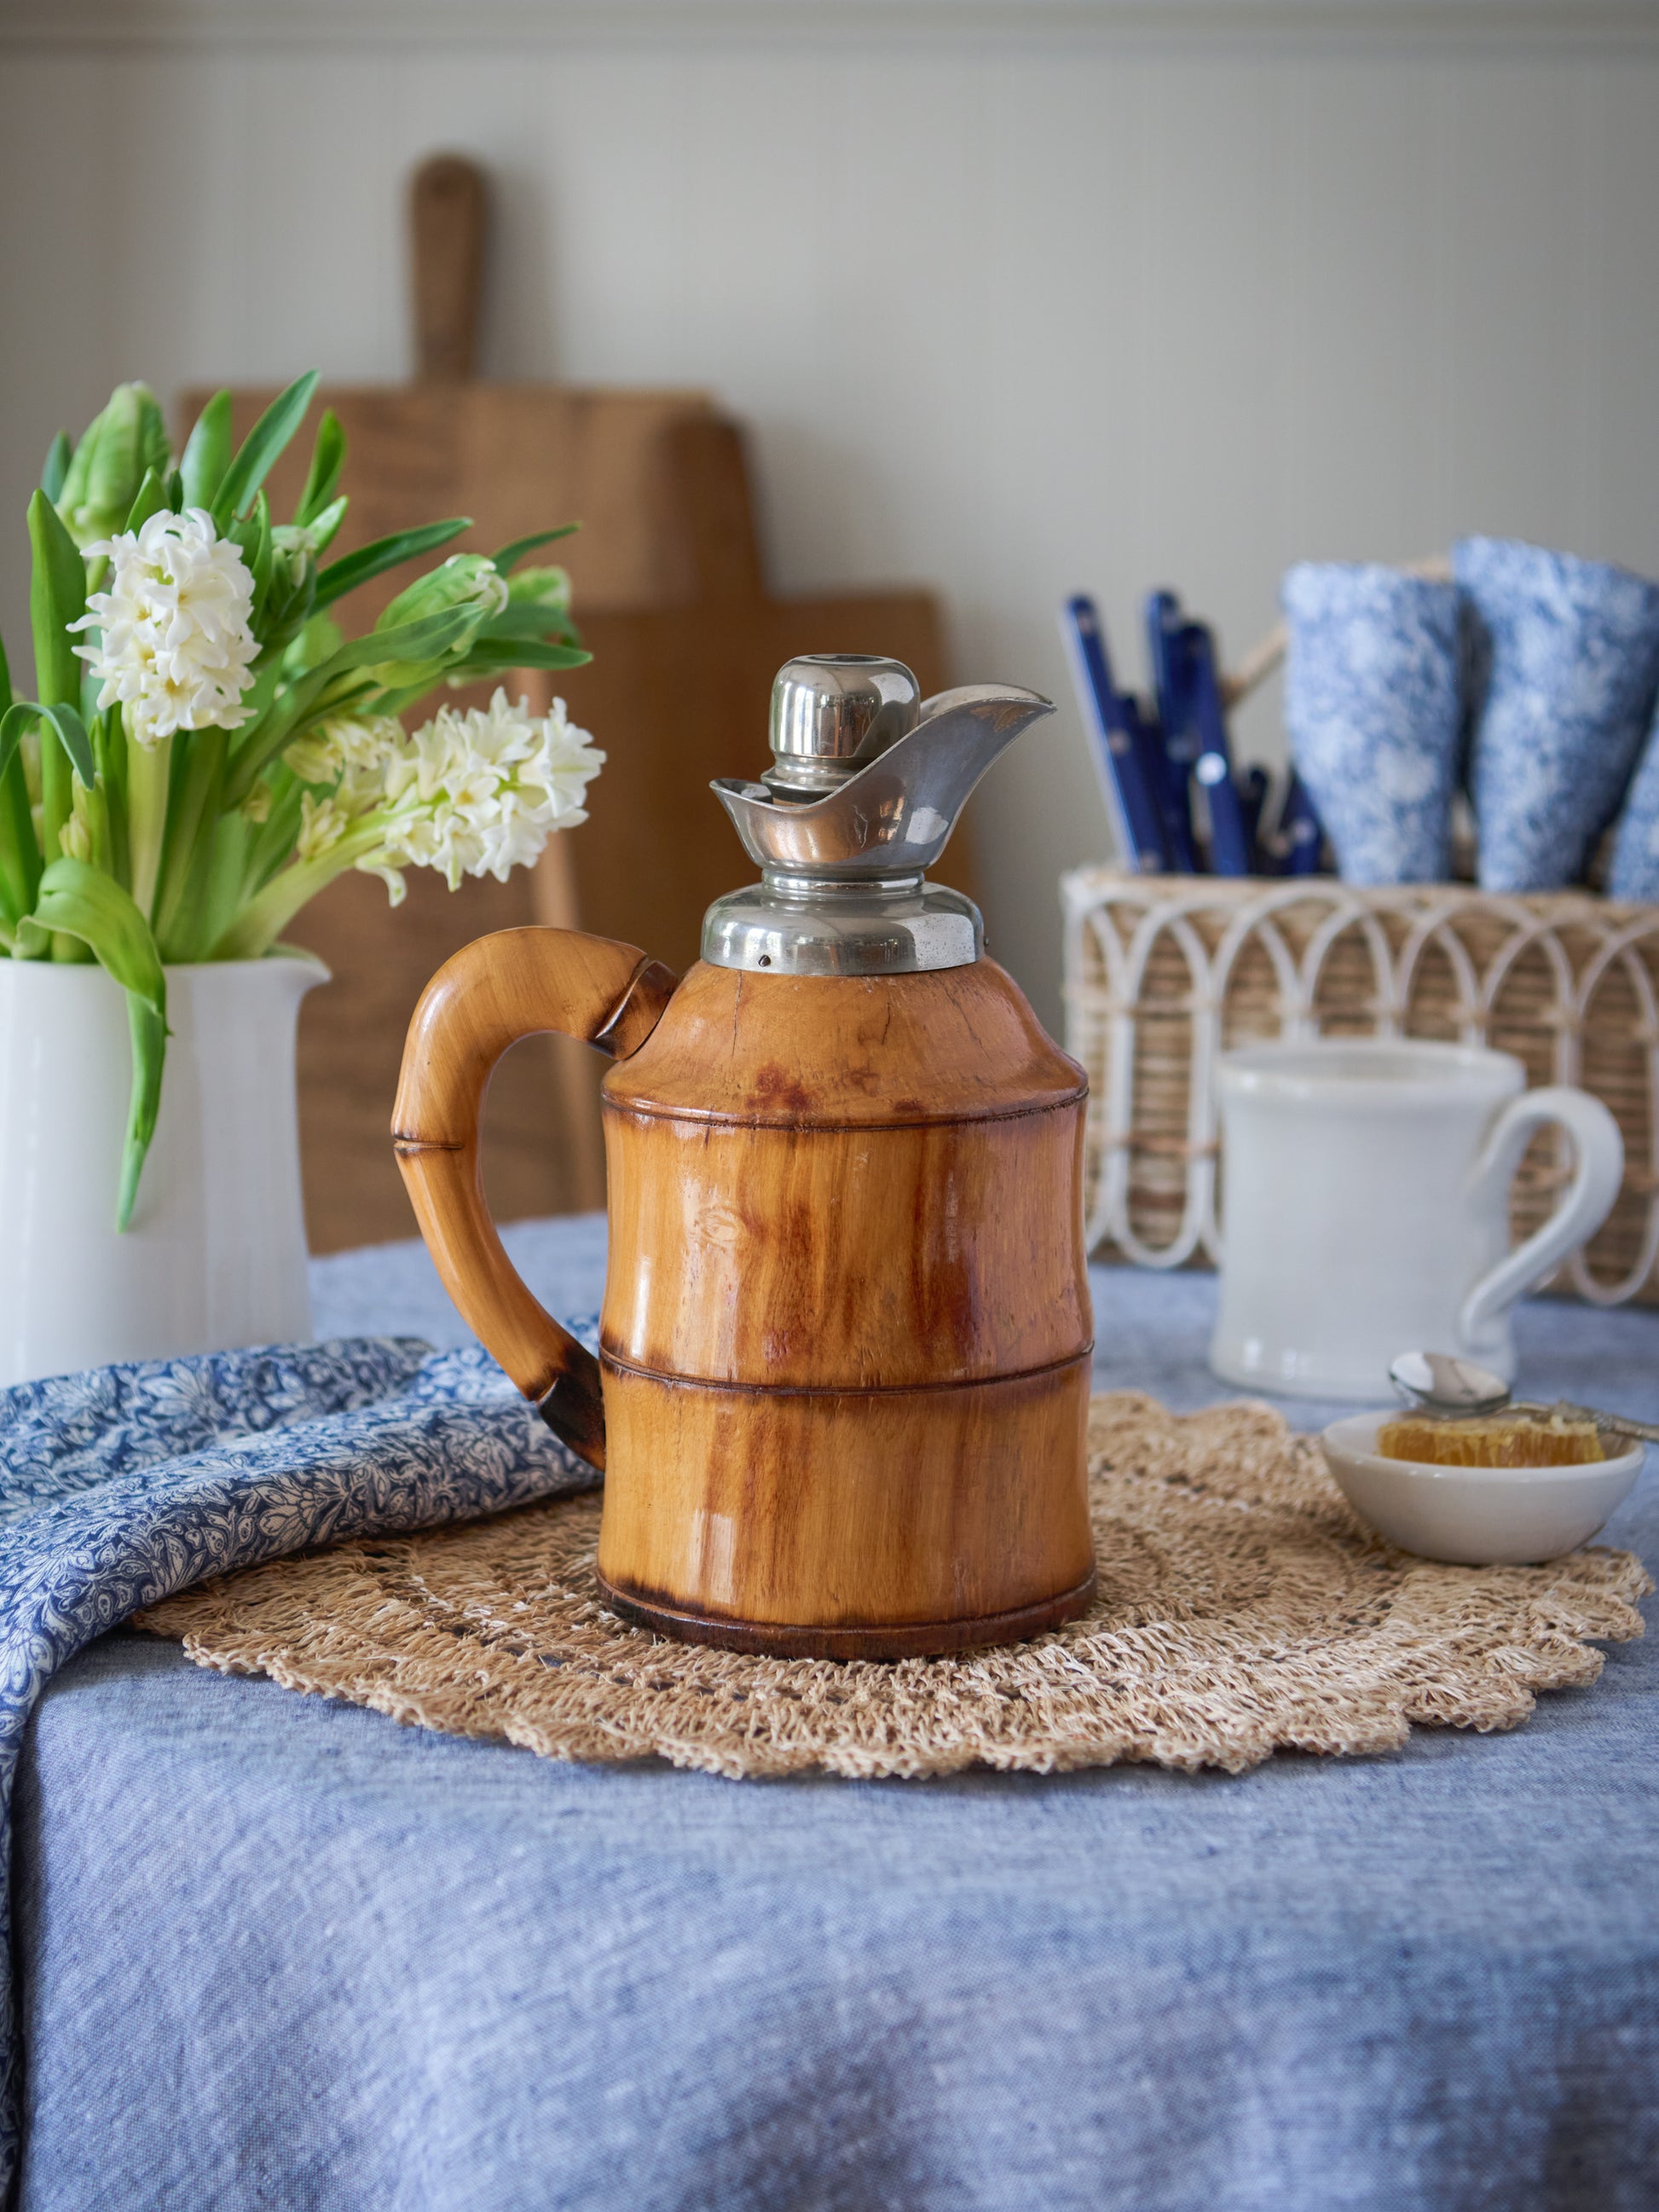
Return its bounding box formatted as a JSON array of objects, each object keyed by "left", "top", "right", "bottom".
[
  {"left": 1282, "top": 562, "right": 1463, "bottom": 884},
  {"left": 1609, "top": 691, "right": 1659, "bottom": 900},
  {"left": 1456, "top": 537, "right": 1659, "bottom": 893},
  {"left": 0, "top": 1335, "right": 594, "bottom": 2203}
]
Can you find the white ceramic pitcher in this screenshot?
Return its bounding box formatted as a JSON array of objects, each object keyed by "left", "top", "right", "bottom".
[
  {"left": 0, "top": 953, "right": 325, "bottom": 1387},
  {"left": 1209, "top": 1039, "right": 1624, "bottom": 1401}
]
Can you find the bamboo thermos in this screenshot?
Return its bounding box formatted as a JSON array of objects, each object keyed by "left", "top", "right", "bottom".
[{"left": 396, "top": 655, "right": 1095, "bottom": 1658}]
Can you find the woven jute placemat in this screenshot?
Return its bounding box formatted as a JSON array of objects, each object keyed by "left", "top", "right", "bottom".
[{"left": 136, "top": 1393, "right": 1651, "bottom": 1780}]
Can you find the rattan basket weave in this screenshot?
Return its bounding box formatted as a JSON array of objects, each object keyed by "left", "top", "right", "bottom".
[{"left": 1061, "top": 870, "right": 1659, "bottom": 1306}]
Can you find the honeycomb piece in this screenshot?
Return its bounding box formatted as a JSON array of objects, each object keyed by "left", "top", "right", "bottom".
[{"left": 1376, "top": 1413, "right": 1604, "bottom": 1468}]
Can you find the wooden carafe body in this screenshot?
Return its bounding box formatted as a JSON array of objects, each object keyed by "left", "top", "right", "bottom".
[{"left": 396, "top": 927, "right": 1095, "bottom": 1659}]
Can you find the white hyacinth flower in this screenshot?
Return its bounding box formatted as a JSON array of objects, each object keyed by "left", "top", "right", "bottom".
[
  {"left": 222, "top": 688, "right": 604, "bottom": 962},
  {"left": 71, "top": 507, "right": 259, "bottom": 748},
  {"left": 286, "top": 713, "right": 405, "bottom": 811},
  {"left": 379, "top": 688, "right": 604, "bottom": 892},
  {"left": 294, "top": 790, "right": 351, "bottom": 863}
]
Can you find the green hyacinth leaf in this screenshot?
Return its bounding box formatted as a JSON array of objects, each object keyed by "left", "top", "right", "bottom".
[
  {"left": 1, "top": 699, "right": 97, "bottom": 790},
  {"left": 314, "top": 518, "right": 472, "bottom": 611},
  {"left": 298, "top": 493, "right": 349, "bottom": 558},
  {"left": 35, "top": 857, "right": 167, "bottom": 1003},
  {"left": 490, "top": 524, "right": 580, "bottom": 575},
  {"left": 26, "top": 491, "right": 87, "bottom": 709},
  {"left": 40, "top": 431, "right": 72, "bottom": 504},
  {"left": 0, "top": 702, "right": 23, "bottom": 787},
  {"left": 1, "top": 703, "right": 96, "bottom": 802},
  {"left": 29, "top": 856, "right": 169, "bottom": 1230},
  {"left": 328, "top": 603, "right": 481, "bottom": 675},
  {"left": 116, "top": 993, "right": 170, "bottom": 1230},
  {"left": 180, "top": 390, "right": 233, "bottom": 512},
  {"left": 296, "top": 408, "right": 346, "bottom": 527},
  {"left": 124, "top": 467, "right": 170, "bottom": 535},
  {"left": 234, "top": 489, "right": 275, "bottom": 608},
  {"left": 43, "top": 701, "right": 95, "bottom": 787},
  {"left": 0, "top": 637, "right": 36, "bottom": 928},
  {"left": 459, "top": 640, "right": 592, "bottom": 676},
  {"left": 477, "top": 602, "right": 582, "bottom": 646},
  {"left": 212, "top": 370, "right": 320, "bottom": 528},
  {"left": 280, "top": 612, "right": 344, "bottom": 682}
]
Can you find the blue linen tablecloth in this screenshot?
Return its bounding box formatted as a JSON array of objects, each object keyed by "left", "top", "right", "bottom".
[{"left": 15, "top": 1219, "right": 1659, "bottom": 2212}]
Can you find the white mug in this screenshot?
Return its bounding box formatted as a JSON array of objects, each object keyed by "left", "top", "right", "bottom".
[{"left": 1209, "top": 1039, "right": 1624, "bottom": 1401}]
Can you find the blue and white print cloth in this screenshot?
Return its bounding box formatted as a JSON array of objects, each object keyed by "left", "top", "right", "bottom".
[
  {"left": 1282, "top": 562, "right": 1463, "bottom": 884},
  {"left": 0, "top": 1335, "right": 594, "bottom": 2204},
  {"left": 1456, "top": 536, "right": 1659, "bottom": 893},
  {"left": 1609, "top": 689, "right": 1659, "bottom": 900}
]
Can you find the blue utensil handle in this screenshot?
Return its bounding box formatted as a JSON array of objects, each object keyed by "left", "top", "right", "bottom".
[
  {"left": 1240, "top": 764, "right": 1270, "bottom": 870},
  {"left": 1143, "top": 591, "right": 1202, "bottom": 872},
  {"left": 1278, "top": 769, "right": 1326, "bottom": 876},
  {"left": 1061, "top": 596, "right": 1169, "bottom": 874},
  {"left": 1185, "top": 627, "right": 1253, "bottom": 877}
]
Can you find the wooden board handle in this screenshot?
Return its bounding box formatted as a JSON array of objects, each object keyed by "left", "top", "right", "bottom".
[
  {"left": 393, "top": 928, "right": 678, "bottom": 1467},
  {"left": 410, "top": 153, "right": 488, "bottom": 381}
]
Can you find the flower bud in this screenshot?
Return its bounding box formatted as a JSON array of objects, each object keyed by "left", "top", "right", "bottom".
[
  {"left": 58, "top": 775, "right": 98, "bottom": 864},
  {"left": 505, "top": 565, "right": 571, "bottom": 614},
  {"left": 378, "top": 553, "right": 508, "bottom": 636},
  {"left": 271, "top": 526, "right": 320, "bottom": 587},
  {"left": 56, "top": 384, "right": 171, "bottom": 549}
]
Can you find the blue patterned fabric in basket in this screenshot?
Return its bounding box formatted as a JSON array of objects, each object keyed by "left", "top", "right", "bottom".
[
  {"left": 1282, "top": 561, "right": 1460, "bottom": 880},
  {"left": 0, "top": 1334, "right": 595, "bottom": 2203},
  {"left": 1282, "top": 562, "right": 1462, "bottom": 884},
  {"left": 1456, "top": 536, "right": 1659, "bottom": 893},
  {"left": 1609, "top": 689, "right": 1659, "bottom": 900}
]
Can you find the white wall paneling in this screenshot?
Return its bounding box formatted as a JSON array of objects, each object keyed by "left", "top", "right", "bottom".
[{"left": 3, "top": 3, "right": 1656, "bottom": 1028}]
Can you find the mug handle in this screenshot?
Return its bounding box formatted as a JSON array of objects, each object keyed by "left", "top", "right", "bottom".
[
  {"left": 393, "top": 928, "right": 679, "bottom": 1470},
  {"left": 1460, "top": 1086, "right": 1625, "bottom": 1344}
]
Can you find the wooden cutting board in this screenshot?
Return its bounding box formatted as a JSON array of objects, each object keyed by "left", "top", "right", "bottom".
[{"left": 185, "top": 156, "right": 955, "bottom": 1254}]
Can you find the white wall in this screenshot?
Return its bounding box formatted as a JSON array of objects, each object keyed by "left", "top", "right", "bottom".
[{"left": 3, "top": 1, "right": 1658, "bottom": 1030}]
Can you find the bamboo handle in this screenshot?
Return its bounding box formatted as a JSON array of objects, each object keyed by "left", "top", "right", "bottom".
[
  {"left": 393, "top": 928, "right": 679, "bottom": 1468},
  {"left": 410, "top": 153, "right": 488, "bottom": 382}
]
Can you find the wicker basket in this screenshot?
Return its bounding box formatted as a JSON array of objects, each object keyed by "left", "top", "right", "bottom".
[{"left": 1061, "top": 870, "right": 1659, "bottom": 1306}]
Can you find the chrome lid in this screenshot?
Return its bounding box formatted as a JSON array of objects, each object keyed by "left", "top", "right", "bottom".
[{"left": 702, "top": 654, "right": 1054, "bottom": 977}]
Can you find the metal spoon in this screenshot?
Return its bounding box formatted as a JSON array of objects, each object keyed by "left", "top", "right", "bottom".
[{"left": 1388, "top": 1351, "right": 1659, "bottom": 1448}]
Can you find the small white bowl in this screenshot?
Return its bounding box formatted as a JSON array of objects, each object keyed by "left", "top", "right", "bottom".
[{"left": 1320, "top": 1412, "right": 1645, "bottom": 1566}]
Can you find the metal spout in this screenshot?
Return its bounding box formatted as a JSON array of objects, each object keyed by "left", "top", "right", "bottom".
[{"left": 713, "top": 683, "right": 1054, "bottom": 883}]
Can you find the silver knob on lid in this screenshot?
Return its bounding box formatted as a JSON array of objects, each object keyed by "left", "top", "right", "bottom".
[
  {"left": 705, "top": 662, "right": 1055, "bottom": 977},
  {"left": 764, "top": 654, "right": 922, "bottom": 796}
]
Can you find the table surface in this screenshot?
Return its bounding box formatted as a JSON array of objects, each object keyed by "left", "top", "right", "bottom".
[{"left": 16, "top": 1221, "right": 1659, "bottom": 2212}]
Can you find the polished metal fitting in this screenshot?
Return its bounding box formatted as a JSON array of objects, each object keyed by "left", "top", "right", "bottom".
[
  {"left": 702, "top": 655, "right": 1055, "bottom": 978},
  {"left": 763, "top": 654, "right": 922, "bottom": 796},
  {"left": 702, "top": 873, "right": 982, "bottom": 977}
]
